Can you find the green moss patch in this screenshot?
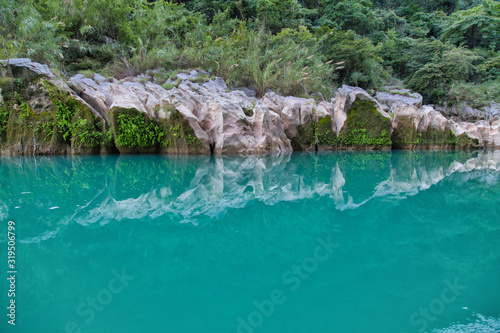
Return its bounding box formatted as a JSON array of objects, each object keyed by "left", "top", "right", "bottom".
[
  {"left": 391, "top": 116, "right": 422, "bottom": 147},
  {"left": 160, "top": 108, "right": 202, "bottom": 150},
  {"left": 339, "top": 100, "right": 392, "bottom": 147},
  {"left": 392, "top": 114, "right": 479, "bottom": 149},
  {"left": 418, "top": 127, "right": 473, "bottom": 147},
  {"left": 292, "top": 123, "right": 316, "bottom": 150},
  {"left": 316, "top": 115, "right": 339, "bottom": 146}
]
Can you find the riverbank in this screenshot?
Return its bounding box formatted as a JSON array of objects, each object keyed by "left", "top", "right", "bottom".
[{"left": 1, "top": 59, "right": 499, "bottom": 156}]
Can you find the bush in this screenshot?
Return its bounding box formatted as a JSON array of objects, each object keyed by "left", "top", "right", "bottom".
[
  {"left": 406, "top": 47, "right": 480, "bottom": 103},
  {"left": 448, "top": 80, "right": 500, "bottom": 109},
  {"left": 183, "top": 23, "right": 335, "bottom": 97},
  {"left": 441, "top": 0, "right": 500, "bottom": 51}
]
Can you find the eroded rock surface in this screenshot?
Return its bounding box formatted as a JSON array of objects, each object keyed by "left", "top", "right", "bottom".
[{"left": 1, "top": 59, "right": 499, "bottom": 155}]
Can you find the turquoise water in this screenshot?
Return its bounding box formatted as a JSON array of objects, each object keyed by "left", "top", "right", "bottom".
[{"left": 1, "top": 151, "right": 500, "bottom": 333}]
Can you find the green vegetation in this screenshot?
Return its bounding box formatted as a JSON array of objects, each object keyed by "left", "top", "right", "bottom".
[
  {"left": 391, "top": 116, "right": 478, "bottom": 148},
  {"left": 72, "top": 118, "right": 103, "bottom": 148},
  {"left": 316, "top": 116, "right": 339, "bottom": 146},
  {"left": 0, "top": 74, "right": 106, "bottom": 152},
  {"left": 0, "top": 106, "right": 8, "bottom": 139},
  {"left": 43, "top": 85, "right": 105, "bottom": 149},
  {"left": 160, "top": 108, "right": 203, "bottom": 150},
  {"left": 54, "top": 102, "right": 75, "bottom": 143},
  {"left": 448, "top": 80, "right": 500, "bottom": 109},
  {"left": 339, "top": 100, "right": 392, "bottom": 147},
  {"left": 112, "top": 109, "right": 164, "bottom": 148},
  {"left": 0, "top": 0, "right": 499, "bottom": 105}
]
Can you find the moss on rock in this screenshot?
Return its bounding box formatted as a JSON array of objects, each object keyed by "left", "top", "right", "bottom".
[
  {"left": 392, "top": 114, "right": 480, "bottom": 150},
  {"left": 0, "top": 73, "right": 108, "bottom": 155},
  {"left": 316, "top": 115, "right": 339, "bottom": 148},
  {"left": 159, "top": 107, "right": 207, "bottom": 154},
  {"left": 0, "top": 77, "right": 67, "bottom": 155},
  {"left": 338, "top": 100, "right": 392, "bottom": 149},
  {"left": 292, "top": 123, "right": 316, "bottom": 151},
  {"left": 391, "top": 116, "right": 422, "bottom": 149}
]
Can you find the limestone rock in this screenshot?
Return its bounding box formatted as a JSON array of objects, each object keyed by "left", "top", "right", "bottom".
[
  {"left": 391, "top": 102, "right": 481, "bottom": 149},
  {"left": 474, "top": 120, "right": 500, "bottom": 148},
  {"left": 68, "top": 67, "right": 291, "bottom": 154},
  {"left": 0, "top": 59, "right": 106, "bottom": 156},
  {"left": 2, "top": 58, "right": 498, "bottom": 155},
  {"left": 333, "top": 86, "right": 392, "bottom": 149},
  {"left": 375, "top": 88, "right": 423, "bottom": 108}
]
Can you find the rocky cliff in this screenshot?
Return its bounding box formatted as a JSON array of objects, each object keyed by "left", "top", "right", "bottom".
[{"left": 1, "top": 59, "right": 498, "bottom": 155}]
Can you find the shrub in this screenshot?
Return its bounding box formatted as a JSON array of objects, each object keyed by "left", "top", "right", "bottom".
[{"left": 406, "top": 47, "right": 480, "bottom": 103}]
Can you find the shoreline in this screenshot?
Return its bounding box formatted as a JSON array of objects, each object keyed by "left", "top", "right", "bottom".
[{"left": 1, "top": 59, "right": 499, "bottom": 156}]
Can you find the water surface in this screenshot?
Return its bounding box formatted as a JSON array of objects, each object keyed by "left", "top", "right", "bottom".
[{"left": 1, "top": 151, "right": 499, "bottom": 333}]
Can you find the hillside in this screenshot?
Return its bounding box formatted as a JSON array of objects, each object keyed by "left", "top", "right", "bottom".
[{"left": 1, "top": 0, "right": 499, "bottom": 108}]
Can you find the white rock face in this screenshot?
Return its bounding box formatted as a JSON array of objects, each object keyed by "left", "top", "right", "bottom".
[
  {"left": 390, "top": 101, "right": 481, "bottom": 146},
  {"left": 69, "top": 71, "right": 293, "bottom": 154},
  {"left": 64, "top": 73, "right": 500, "bottom": 150},
  {"left": 4, "top": 59, "right": 500, "bottom": 154},
  {"left": 4, "top": 58, "right": 56, "bottom": 79}
]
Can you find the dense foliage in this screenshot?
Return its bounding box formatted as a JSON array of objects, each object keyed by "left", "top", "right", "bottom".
[{"left": 0, "top": 0, "right": 499, "bottom": 104}]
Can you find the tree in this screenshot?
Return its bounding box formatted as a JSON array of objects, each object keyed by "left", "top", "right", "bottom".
[
  {"left": 441, "top": 0, "right": 500, "bottom": 50},
  {"left": 406, "top": 47, "right": 480, "bottom": 103},
  {"left": 317, "top": 0, "right": 383, "bottom": 36},
  {"left": 319, "top": 28, "right": 388, "bottom": 89}
]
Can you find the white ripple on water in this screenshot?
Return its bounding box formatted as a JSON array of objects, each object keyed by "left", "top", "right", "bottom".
[{"left": 432, "top": 314, "right": 500, "bottom": 333}]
